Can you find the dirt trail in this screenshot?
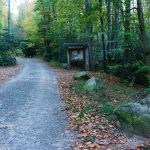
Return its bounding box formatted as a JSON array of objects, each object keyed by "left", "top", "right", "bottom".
[{"left": 0, "top": 58, "right": 75, "bottom": 150}]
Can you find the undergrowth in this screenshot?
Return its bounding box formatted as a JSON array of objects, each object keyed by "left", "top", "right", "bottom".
[
  {"left": 70, "top": 80, "right": 135, "bottom": 122},
  {"left": 49, "top": 60, "right": 62, "bottom": 68}
]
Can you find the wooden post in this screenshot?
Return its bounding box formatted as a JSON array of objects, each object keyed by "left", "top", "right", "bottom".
[
  {"left": 85, "top": 48, "right": 90, "bottom": 70},
  {"left": 67, "top": 49, "right": 71, "bottom": 69}
]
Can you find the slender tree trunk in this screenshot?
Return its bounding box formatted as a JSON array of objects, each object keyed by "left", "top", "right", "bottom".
[
  {"left": 85, "top": 0, "right": 95, "bottom": 70},
  {"left": 98, "top": 0, "right": 106, "bottom": 71},
  {"left": 8, "top": 0, "right": 11, "bottom": 35},
  {"left": 0, "top": 0, "right": 2, "bottom": 29},
  {"left": 114, "top": 2, "right": 119, "bottom": 49},
  {"left": 124, "top": 0, "right": 131, "bottom": 63},
  {"left": 42, "top": 0, "right": 51, "bottom": 55},
  {"left": 106, "top": 0, "right": 111, "bottom": 63},
  {"left": 137, "top": 0, "right": 150, "bottom": 65}
]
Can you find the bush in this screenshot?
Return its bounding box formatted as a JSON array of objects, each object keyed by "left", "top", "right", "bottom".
[
  {"left": 20, "top": 42, "right": 36, "bottom": 57},
  {"left": 108, "top": 65, "right": 122, "bottom": 75},
  {"left": 108, "top": 63, "right": 139, "bottom": 80},
  {"left": 14, "top": 49, "right": 24, "bottom": 57},
  {"left": 49, "top": 60, "right": 61, "bottom": 68},
  {"left": 134, "top": 66, "right": 150, "bottom": 86},
  {"left": 0, "top": 32, "right": 17, "bottom": 53},
  {"left": 144, "top": 87, "right": 150, "bottom": 95},
  {"left": 0, "top": 32, "right": 17, "bottom": 66},
  {"left": 108, "top": 62, "right": 150, "bottom": 86},
  {"left": 0, "top": 55, "right": 16, "bottom": 66},
  {"left": 70, "top": 81, "right": 86, "bottom": 93}
]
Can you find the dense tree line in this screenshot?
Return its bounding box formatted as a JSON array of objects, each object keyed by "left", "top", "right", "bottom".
[
  {"left": 0, "top": 0, "right": 17, "bottom": 66},
  {"left": 0, "top": 0, "right": 150, "bottom": 85},
  {"left": 31, "top": 0, "right": 150, "bottom": 85},
  {"left": 19, "top": 0, "right": 149, "bottom": 67}
]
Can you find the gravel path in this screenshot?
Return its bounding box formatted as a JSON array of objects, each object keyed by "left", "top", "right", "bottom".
[{"left": 0, "top": 58, "right": 75, "bottom": 150}]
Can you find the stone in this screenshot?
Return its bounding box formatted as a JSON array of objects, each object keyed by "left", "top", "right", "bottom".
[
  {"left": 73, "top": 71, "right": 89, "bottom": 80},
  {"left": 114, "top": 102, "right": 150, "bottom": 138},
  {"left": 141, "top": 97, "right": 150, "bottom": 108},
  {"left": 62, "top": 63, "right": 69, "bottom": 69},
  {"left": 83, "top": 77, "right": 102, "bottom": 92}
]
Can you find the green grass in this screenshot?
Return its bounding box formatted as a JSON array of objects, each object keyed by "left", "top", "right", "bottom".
[
  {"left": 49, "top": 60, "right": 62, "bottom": 68},
  {"left": 70, "top": 80, "right": 86, "bottom": 93},
  {"left": 70, "top": 79, "right": 138, "bottom": 121}
]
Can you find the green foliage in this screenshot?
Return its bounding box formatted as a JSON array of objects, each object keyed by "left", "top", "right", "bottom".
[
  {"left": 70, "top": 81, "right": 86, "bottom": 93},
  {"left": 0, "top": 55, "right": 16, "bottom": 66},
  {"left": 107, "top": 64, "right": 122, "bottom": 75},
  {"left": 0, "top": 32, "right": 17, "bottom": 53},
  {"left": 49, "top": 60, "right": 61, "bottom": 68},
  {"left": 13, "top": 49, "right": 24, "bottom": 57},
  {"left": 108, "top": 62, "right": 150, "bottom": 86},
  {"left": 144, "top": 87, "right": 150, "bottom": 95},
  {"left": 20, "top": 42, "right": 36, "bottom": 57},
  {"left": 0, "top": 32, "right": 17, "bottom": 66},
  {"left": 134, "top": 66, "right": 150, "bottom": 86},
  {"left": 101, "top": 101, "right": 115, "bottom": 121}
]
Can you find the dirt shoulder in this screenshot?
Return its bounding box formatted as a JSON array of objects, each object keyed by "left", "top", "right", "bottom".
[
  {"left": 0, "top": 64, "right": 21, "bottom": 84},
  {"left": 54, "top": 68, "right": 150, "bottom": 150}
]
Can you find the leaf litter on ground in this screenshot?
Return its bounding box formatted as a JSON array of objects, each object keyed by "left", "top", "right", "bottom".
[
  {"left": 0, "top": 64, "right": 20, "bottom": 84},
  {"left": 54, "top": 68, "right": 150, "bottom": 150}
]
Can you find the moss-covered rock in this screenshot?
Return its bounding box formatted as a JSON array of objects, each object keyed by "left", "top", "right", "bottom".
[
  {"left": 114, "top": 102, "right": 150, "bottom": 138},
  {"left": 73, "top": 71, "right": 89, "bottom": 80},
  {"left": 83, "top": 77, "right": 102, "bottom": 92}
]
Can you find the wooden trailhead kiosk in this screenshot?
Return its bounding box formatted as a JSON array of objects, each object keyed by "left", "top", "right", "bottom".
[{"left": 63, "top": 42, "right": 90, "bottom": 70}]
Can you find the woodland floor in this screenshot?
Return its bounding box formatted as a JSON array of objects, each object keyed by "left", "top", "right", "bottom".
[
  {"left": 0, "top": 64, "right": 20, "bottom": 84},
  {"left": 54, "top": 68, "right": 150, "bottom": 150},
  {"left": 0, "top": 58, "right": 150, "bottom": 150}
]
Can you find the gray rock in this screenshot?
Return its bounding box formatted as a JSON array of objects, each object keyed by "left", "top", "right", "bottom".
[
  {"left": 141, "top": 97, "right": 150, "bottom": 108},
  {"left": 83, "top": 77, "right": 102, "bottom": 92},
  {"left": 114, "top": 102, "right": 150, "bottom": 138},
  {"left": 73, "top": 71, "right": 89, "bottom": 80},
  {"left": 62, "top": 63, "right": 69, "bottom": 69}
]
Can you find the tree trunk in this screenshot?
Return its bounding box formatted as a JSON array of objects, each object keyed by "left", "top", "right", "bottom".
[
  {"left": 98, "top": 0, "right": 106, "bottom": 71},
  {"left": 137, "top": 0, "right": 150, "bottom": 65},
  {"left": 106, "top": 0, "right": 112, "bottom": 63},
  {"left": 124, "top": 0, "right": 131, "bottom": 63},
  {"left": 114, "top": 2, "right": 119, "bottom": 49},
  {"left": 85, "top": 0, "right": 95, "bottom": 70},
  {"left": 0, "top": 0, "right": 2, "bottom": 29},
  {"left": 8, "top": 0, "right": 11, "bottom": 35}
]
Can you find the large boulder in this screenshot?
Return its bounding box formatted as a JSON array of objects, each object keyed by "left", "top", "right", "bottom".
[
  {"left": 114, "top": 102, "right": 150, "bottom": 138},
  {"left": 73, "top": 71, "right": 89, "bottom": 80},
  {"left": 83, "top": 77, "right": 102, "bottom": 92}
]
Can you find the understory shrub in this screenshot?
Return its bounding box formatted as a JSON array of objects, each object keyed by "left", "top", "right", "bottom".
[
  {"left": 0, "top": 55, "right": 16, "bottom": 66},
  {"left": 70, "top": 81, "right": 86, "bottom": 93},
  {"left": 134, "top": 66, "right": 150, "bottom": 86},
  {"left": 145, "top": 86, "right": 150, "bottom": 95},
  {"left": 108, "top": 62, "right": 150, "bottom": 86},
  {"left": 0, "top": 31, "right": 17, "bottom": 66},
  {"left": 20, "top": 42, "right": 36, "bottom": 57},
  {"left": 49, "top": 60, "right": 61, "bottom": 68},
  {"left": 14, "top": 49, "right": 24, "bottom": 57}
]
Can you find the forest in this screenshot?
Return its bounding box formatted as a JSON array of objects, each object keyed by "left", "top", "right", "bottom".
[
  {"left": 0, "top": 0, "right": 150, "bottom": 149},
  {"left": 0, "top": 0, "right": 150, "bottom": 85}
]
